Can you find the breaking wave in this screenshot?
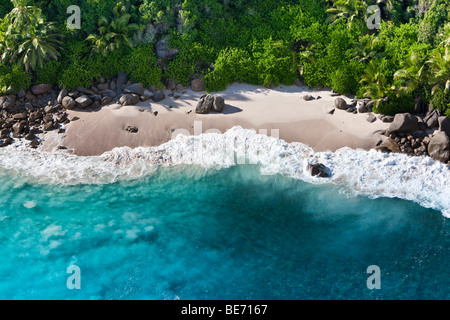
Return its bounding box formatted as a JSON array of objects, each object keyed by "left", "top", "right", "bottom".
[{"left": 0, "top": 126, "right": 449, "bottom": 217}]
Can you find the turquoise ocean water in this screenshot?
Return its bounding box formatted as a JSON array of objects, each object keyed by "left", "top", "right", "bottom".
[
  {"left": 0, "top": 164, "right": 448, "bottom": 300},
  {"left": 0, "top": 127, "right": 449, "bottom": 299}
]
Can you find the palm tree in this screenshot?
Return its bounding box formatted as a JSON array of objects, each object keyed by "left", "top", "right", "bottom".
[
  {"left": 351, "top": 34, "right": 380, "bottom": 63},
  {"left": 437, "top": 23, "right": 450, "bottom": 48},
  {"left": 394, "top": 51, "right": 429, "bottom": 112},
  {"left": 360, "top": 60, "right": 394, "bottom": 105},
  {"left": 427, "top": 47, "right": 450, "bottom": 95},
  {"left": 326, "top": 0, "right": 368, "bottom": 30},
  {"left": 0, "top": 1, "right": 63, "bottom": 71},
  {"left": 394, "top": 52, "right": 428, "bottom": 95},
  {"left": 87, "top": 12, "right": 139, "bottom": 56}
]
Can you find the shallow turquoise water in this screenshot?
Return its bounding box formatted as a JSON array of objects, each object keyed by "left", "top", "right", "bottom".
[{"left": 0, "top": 165, "right": 448, "bottom": 299}]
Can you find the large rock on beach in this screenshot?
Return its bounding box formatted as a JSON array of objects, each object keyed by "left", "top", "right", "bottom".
[
  {"left": 62, "top": 96, "right": 77, "bottom": 110},
  {"left": 388, "top": 113, "right": 418, "bottom": 134},
  {"left": 75, "top": 95, "right": 93, "bottom": 109},
  {"left": 124, "top": 83, "right": 145, "bottom": 96},
  {"left": 427, "top": 131, "right": 450, "bottom": 163},
  {"left": 334, "top": 98, "right": 347, "bottom": 110},
  {"left": 120, "top": 93, "right": 140, "bottom": 106},
  {"left": 438, "top": 116, "right": 450, "bottom": 136},
  {"left": 152, "top": 91, "right": 166, "bottom": 102},
  {"left": 191, "top": 79, "right": 205, "bottom": 92},
  {"left": 212, "top": 96, "right": 225, "bottom": 113},
  {"left": 195, "top": 94, "right": 214, "bottom": 114},
  {"left": 31, "top": 83, "right": 52, "bottom": 95}
]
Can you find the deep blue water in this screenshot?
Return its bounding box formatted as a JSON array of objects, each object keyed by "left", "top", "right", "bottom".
[{"left": 0, "top": 165, "right": 448, "bottom": 299}]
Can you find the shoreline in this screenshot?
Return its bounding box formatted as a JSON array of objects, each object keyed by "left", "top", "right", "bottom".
[{"left": 40, "top": 83, "right": 389, "bottom": 156}]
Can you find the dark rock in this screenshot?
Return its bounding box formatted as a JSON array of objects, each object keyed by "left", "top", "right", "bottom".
[
  {"left": 388, "top": 113, "right": 418, "bottom": 134},
  {"left": 379, "top": 138, "right": 401, "bottom": 153},
  {"left": 24, "top": 132, "right": 35, "bottom": 140},
  {"left": 101, "top": 95, "right": 114, "bottom": 106},
  {"left": 29, "top": 140, "right": 40, "bottom": 148},
  {"left": 125, "top": 125, "right": 138, "bottom": 133},
  {"left": 76, "top": 87, "right": 95, "bottom": 96},
  {"left": 57, "top": 89, "right": 68, "bottom": 104},
  {"left": 367, "top": 114, "right": 377, "bottom": 123},
  {"left": 31, "top": 84, "right": 52, "bottom": 95},
  {"left": 119, "top": 93, "right": 140, "bottom": 106},
  {"left": 153, "top": 111, "right": 158, "bottom": 116},
  {"left": 75, "top": 95, "right": 93, "bottom": 109},
  {"left": 110, "top": 80, "right": 116, "bottom": 91},
  {"left": 140, "top": 94, "right": 152, "bottom": 102},
  {"left": 97, "top": 83, "right": 109, "bottom": 91},
  {"left": 70, "top": 116, "right": 80, "bottom": 121},
  {"left": 13, "top": 113, "right": 27, "bottom": 120},
  {"left": 0, "top": 95, "right": 16, "bottom": 110},
  {"left": 152, "top": 91, "right": 166, "bottom": 102},
  {"left": 302, "top": 95, "right": 314, "bottom": 101},
  {"left": 424, "top": 111, "right": 439, "bottom": 129},
  {"left": 334, "top": 98, "right": 347, "bottom": 110},
  {"left": 43, "top": 121, "right": 55, "bottom": 131},
  {"left": 195, "top": 94, "right": 214, "bottom": 114},
  {"left": 428, "top": 131, "right": 450, "bottom": 163},
  {"left": 124, "top": 83, "right": 145, "bottom": 96},
  {"left": 438, "top": 116, "right": 450, "bottom": 136},
  {"left": 191, "top": 79, "right": 205, "bottom": 92},
  {"left": 12, "top": 122, "right": 25, "bottom": 134},
  {"left": 307, "top": 163, "right": 331, "bottom": 178},
  {"left": 212, "top": 96, "right": 226, "bottom": 113},
  {"left": 357, "top": 101, "right": 367, "bottom": 113},
  {"left": 62, "top": 96, "right": 77, "bottom": 110}
]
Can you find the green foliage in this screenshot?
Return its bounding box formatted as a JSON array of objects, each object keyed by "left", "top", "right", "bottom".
[
  {"left": 0, "top": 0, "right": 12, "bottom": 19},
  {"left": 0, "top": 1, "right": 63, "bottom": 71},
  {"left": 87, "top": 4, "right": 139, "bottom": 56},
  {"left": 166, "top": 42, "right": 215, "bottom": 85},
  {"left": 330, "top": 60, "right": 363, "bottom": 94},
  {"left": 204, "top": 47, "right": 255, "bottom": 92},
  {"left": 0, "top": 64, "right": 31, "bottom": 93},
  {"left": 431, "top": 88, "right": 450, "bottom": 113},
  {"left": 35, "top": 59, "right": 61, "bottom": 85},
  {"left": 373, "top": 92, "right": 415, "bottom": 116},
  {"left": 418, "top": 0, "right": 450, "bottom": 44},
  {"left": 125, "top": 44, "right": 162, "bottom": 87},
  {"left": 251, "top": 38, "right": 298, "bottom": 87}
]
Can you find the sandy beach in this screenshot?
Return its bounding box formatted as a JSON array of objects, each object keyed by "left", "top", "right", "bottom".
[{"left": 41, "top": 83, "right": 390, "bottom": 156}]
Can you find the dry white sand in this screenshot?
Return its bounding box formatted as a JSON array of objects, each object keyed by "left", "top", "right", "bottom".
[{"left": 41, "top": 83, "right": 390, "bottom": 156}]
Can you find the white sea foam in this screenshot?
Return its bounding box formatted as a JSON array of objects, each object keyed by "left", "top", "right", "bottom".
[{"left": 0, "top": 126, "right": 449, "bottom": 217}]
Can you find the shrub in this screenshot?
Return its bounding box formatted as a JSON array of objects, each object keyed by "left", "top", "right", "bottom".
[
  {"left": 0, "top": 65, "right": 31, "bottom": 93},
  {"left": 330, "top": 60, "right": 363, "bottom": 94},
  {"left": 204, "top": 48, "right": 255, "bottom": 92},
  {"left": 373, "top": 92, "right": 415, "bottom": 116},
  {"left": 431, "top": 88, "right": 450, "bottom": 113},
  {"left": 125, "top": 44, "right": 162, "bottom": 87},
  {"left": 58, "top": 62, "right": 97, "bottom": 90},
  {"left": 35, "top": 60, "right": 62, "bottom": 85},
  {"left": 166, "top": 43, "right": 215, "bottom": 85},
  {"left": 251, "top": 38, "right": 298, "bottom": 87}
]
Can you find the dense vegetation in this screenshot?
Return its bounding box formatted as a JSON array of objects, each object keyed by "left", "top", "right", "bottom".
[{"left": 0, "top": 0, "right": 449, "bottom": 116}]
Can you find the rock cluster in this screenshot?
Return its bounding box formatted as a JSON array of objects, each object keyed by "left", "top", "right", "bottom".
[
  {"left": 329, "top": 97, "right": 450, "bottom": 163},
  {"left": 375, "top": 111, "right": 450, "bottom": 163},
  {"left": 195, "top": 94, "right": 226, "bottom": 114}
]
